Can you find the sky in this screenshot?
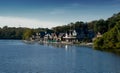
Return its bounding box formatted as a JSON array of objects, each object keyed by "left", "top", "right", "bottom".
[{"left": 0, "top": 0, "right": 120, "bottom": 28}]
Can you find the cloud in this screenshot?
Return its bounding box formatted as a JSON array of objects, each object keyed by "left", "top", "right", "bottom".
[{"left": 0, "top": 16, "right": 60, "bottom": 28}]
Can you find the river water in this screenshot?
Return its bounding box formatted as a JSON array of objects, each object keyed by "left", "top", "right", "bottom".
[{"left": 0, "top": 40, "right": 120, "bottom": 73}]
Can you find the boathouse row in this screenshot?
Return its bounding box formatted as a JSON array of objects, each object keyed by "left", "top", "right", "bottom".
[{"left": 30, "top": 29, "right": 95, "bottom": 42}]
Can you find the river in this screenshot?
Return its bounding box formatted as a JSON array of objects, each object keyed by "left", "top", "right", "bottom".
[{"left": 0, "top": 40, "right": 120, "bottom": 73}]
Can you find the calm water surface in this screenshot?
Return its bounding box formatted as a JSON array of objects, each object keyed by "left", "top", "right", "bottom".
[{"left": 0, "top": 40, "right": 120, "bottom": 73}]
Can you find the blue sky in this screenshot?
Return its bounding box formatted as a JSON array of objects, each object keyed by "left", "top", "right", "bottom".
[{"left": 0, "top": 0, "right": 120, "bottom": 28}]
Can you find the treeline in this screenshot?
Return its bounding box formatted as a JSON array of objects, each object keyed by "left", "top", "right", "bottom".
[
  {"left": 0, "top": 26, "right": 54, "bottom": 40},
  {"left": 0, "top": 26, "right": 25, "bottom": 39},
  {"left": 52, "top": 12, "right": 120, "bottom": 42},
  {"left": 52, "top": 12, "right": 120, "bottom": 34}
]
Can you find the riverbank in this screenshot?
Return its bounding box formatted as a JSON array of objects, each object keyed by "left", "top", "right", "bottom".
[
  {"left": 23, "top": 40, "right": 120, "bottom": 55},
  {"left": 23, "top": 40, "right": 93, "bottom": 48}
]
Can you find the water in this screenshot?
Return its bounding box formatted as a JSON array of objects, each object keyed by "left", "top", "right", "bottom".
[{"left": 0, "top": 40, "right": 120, "bottom": 73}]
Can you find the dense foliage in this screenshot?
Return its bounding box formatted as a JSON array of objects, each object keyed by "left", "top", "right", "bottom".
[
  {"left": 0, "top": 26, "right": 53, "bottom": 40},
  {"left": 94, "top": 21, "right": 120, "bottom": 52},
  {"left": 93, "top": 12, "right": 120, "bottom": 53},
  {"left": 0, "top": 26, "right": 25, "bottom": 39}
]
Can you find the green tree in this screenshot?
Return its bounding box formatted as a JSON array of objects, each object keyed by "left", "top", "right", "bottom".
[{"left": 23, "top": 29, "right": 33, "bottom": 40}]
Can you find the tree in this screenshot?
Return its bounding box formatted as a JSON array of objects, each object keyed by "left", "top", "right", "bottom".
[
  {"left": 94, "top": 19, "right": 107, "bottom": 34},
  {"left": 23, "top": 29, "right": 33, "bottom": 40}
]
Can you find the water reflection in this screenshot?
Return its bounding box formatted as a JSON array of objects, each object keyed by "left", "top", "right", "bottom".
[
  {"left": 65, "top": 45, "right": 68, "bottom": 51},
  {"left": 39, "top": 42, "right": 72, "bottom": 50}
]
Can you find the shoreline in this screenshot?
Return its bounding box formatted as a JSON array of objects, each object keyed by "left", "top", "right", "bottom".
[{"left": 23, "top": 40, "right": 93, "bottom": 47}]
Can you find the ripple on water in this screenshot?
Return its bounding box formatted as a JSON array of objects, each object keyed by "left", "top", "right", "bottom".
[{"left": 0, "top": 40, "right": 120, "bottom": 73}]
